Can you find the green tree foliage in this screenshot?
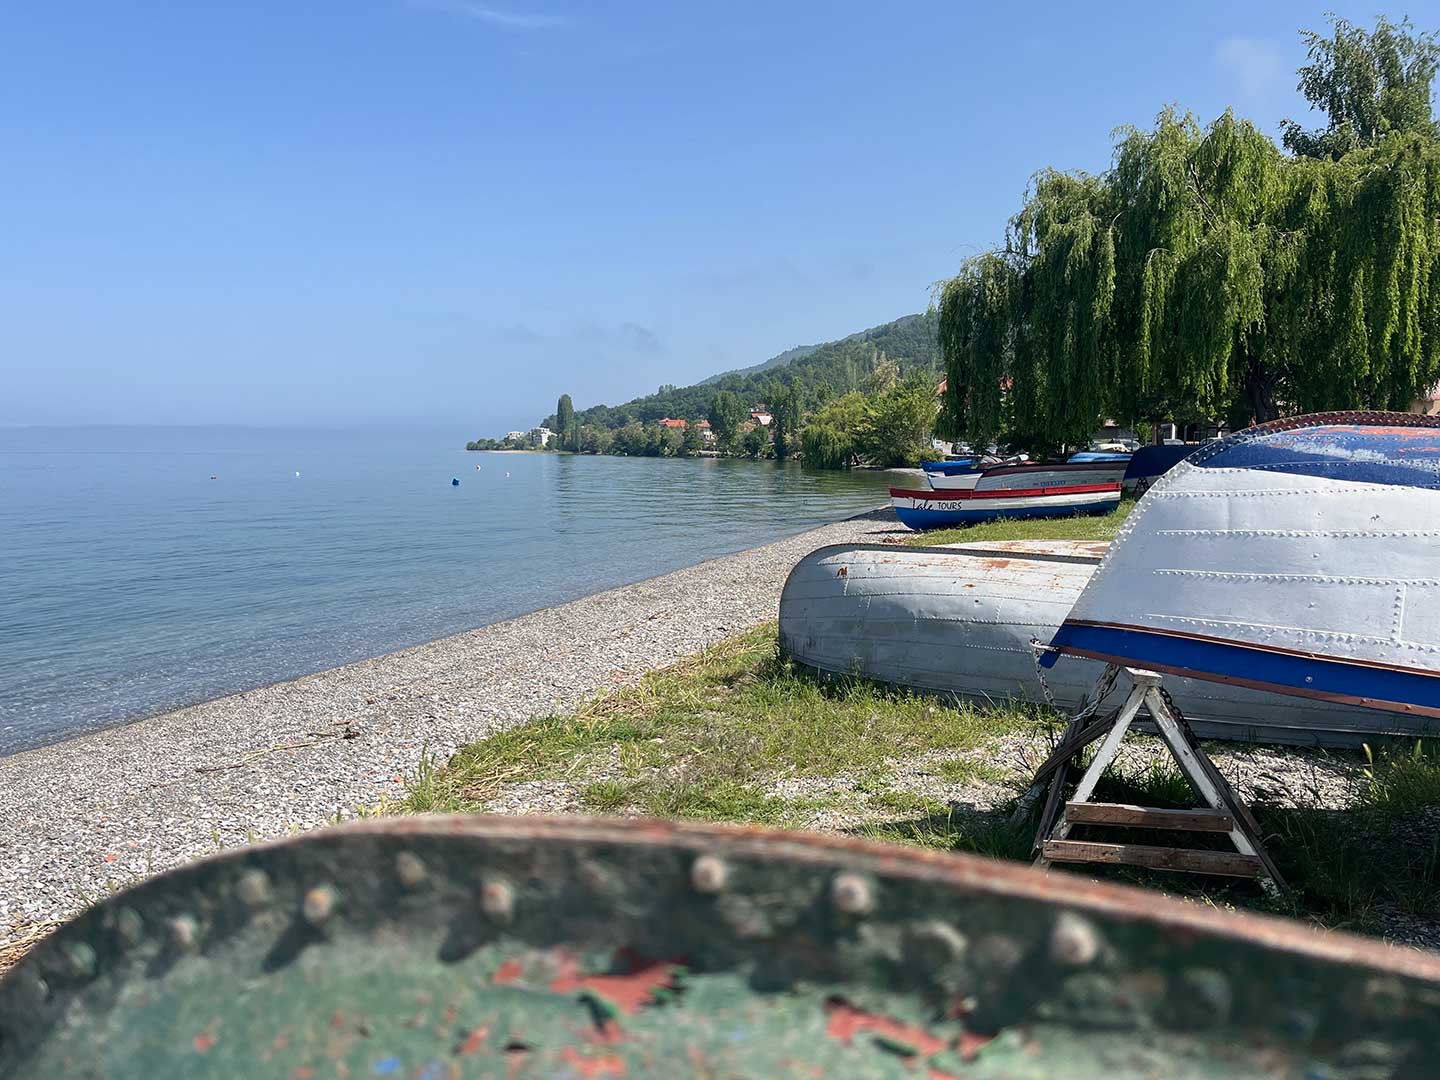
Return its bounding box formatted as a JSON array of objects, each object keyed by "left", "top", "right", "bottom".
[
  {"left": 862, "top": 376, "right": 941, "bottom": 467},
  {"left": 577, "top": 424, "right": 613, "bottom": 454},
  {"left": 742, "top": 425, "right": 769, "bottom": 458},
  {"left": 1282, "top": 15, "right": 1440, "bottom": 158},
  {"left": 939, "top": 15, "right": 1440, "bottom": 451},
  {"left": 681, "top": 420, "right": 705, "bottom": 456},
  {"left": 800, "top": 392, "right": 869, "bottom": 468},
  {"left": 555, "top": 394, "right": 575, "bottom": 451},
  {"left": 614, "top": 421, "right": 648, "bottom": 456},
  {"left": 659, "top": 424, "right": 685, "bottom": 457},
  {"left": 770, "top": 382, "right": 804, "bottom": 459},
  {"left": 800, "top": 378, "right": 940, "bottom": 468},
  {"left": 707, "top": 390, "right": 746, "bottom": 449},
  {"left": 860, "top": 351, "right": 900, "bottom": 394}
]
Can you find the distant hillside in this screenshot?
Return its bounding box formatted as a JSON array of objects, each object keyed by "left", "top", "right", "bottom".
[
  {"left": 698, "top": 341, "right": 820, "bottom": 385},
  {"left": 547, "top": 311, "right": 940, "bottom": 431}
]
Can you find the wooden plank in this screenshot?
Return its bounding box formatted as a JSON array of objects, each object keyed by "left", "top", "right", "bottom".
[
  {"left": 1066, "top": 684, "right": 1148, "bottom": 808},
  {"left": 1063, "top": 802, "right": 1234, "bottom": 832},
  {"left": 1042, "top": 840, "right": 1263, "bottom": 878}
]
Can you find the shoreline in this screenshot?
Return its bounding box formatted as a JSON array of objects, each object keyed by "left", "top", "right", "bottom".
[
  {"left": 3, "top": 501, "right": 901, "bottom": 759},
  {"left": 0, "top": 508, "right": 902, "bottom": 941}
]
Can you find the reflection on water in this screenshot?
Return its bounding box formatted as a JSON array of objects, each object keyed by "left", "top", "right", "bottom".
[{"left": 0, "top": 427, "right": 904, "bottom": 752}]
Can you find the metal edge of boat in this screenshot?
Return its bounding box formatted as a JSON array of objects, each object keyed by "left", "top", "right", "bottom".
[{"left": 2, "top": 817, "right": 1438, "bottom": 1077}]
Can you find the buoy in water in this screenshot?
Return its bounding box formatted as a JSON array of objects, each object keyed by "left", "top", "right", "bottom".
[
  {"left": 295, "top": 471, "right": 301, "bottom": 478},
  {"left": 451, "top": 478, "right": 460, "bottom": 486}
]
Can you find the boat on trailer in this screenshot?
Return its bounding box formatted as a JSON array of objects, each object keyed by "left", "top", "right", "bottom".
[{"left": 892, "top": 475, "right": 1121, "bottom": 530}]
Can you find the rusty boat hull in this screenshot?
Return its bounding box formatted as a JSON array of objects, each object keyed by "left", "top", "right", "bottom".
[{"left": 2, "top": 817, "right": 1438, "bottom": 1078}]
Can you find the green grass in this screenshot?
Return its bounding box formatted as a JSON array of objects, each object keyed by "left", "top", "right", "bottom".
[
  {"left": 906, "top": 497, "right": 1138, "bottom": 546},
  {"left": 401, "top": 621, "right": 1044, "bottom": 824},
  {"left": 400, "top": 621, "right": 1438, "bottom": 937}
]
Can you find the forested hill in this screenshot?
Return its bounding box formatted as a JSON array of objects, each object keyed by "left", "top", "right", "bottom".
[
  {"left": 547, "top": 311, "right": 940, "bottom": 430},
  {"left": 698, "top": 342, "right": 819, "bottom": 385}
]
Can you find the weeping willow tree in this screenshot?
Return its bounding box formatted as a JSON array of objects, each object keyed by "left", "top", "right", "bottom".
[{"left": 939, "top": 15, "right": 1440, "bottom": 451}]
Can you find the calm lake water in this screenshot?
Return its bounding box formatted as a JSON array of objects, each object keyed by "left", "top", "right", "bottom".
[{"left": 0, "top": 426, "right": 902, "bottom": 754}]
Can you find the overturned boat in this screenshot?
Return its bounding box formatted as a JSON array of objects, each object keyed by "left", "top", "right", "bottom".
[
  {"left": 1044, "top": 412, "right": 1440, "bottom": 722},
  {"left": 787, "top": 414, "right": 1440, "bottom": 746},
  {"left": 779, "top": 541, "right": 1428, "bottom": 746},
  {"left": 1122, "top": 443, "right": 1196, "bottom": 493}
]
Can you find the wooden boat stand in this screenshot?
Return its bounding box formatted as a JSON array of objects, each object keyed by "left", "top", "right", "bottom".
[{"left": 1027, "top": 666, "right": 1285, "bottom": 896}]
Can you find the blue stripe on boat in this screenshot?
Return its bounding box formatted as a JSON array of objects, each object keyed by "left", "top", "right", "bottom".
[
  {"left": 1190, "top": 423, "right": 1440, "bottom": 489},
  {"left": 894, "top": 497, "right": 1119, "bottom": 530},
  {"left": 1042, "top": 622, "right": 1440, "bottom": 715},
  {"left": 921, "top": 460, "right": 981, "bottom": 475}
]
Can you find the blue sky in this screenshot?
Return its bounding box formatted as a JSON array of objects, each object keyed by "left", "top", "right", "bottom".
[{"left": 1, "top": 1, "right": 1414, "bottom": 433}]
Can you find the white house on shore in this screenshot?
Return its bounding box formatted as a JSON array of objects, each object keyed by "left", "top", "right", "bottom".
[{"left": 530, "top": 426, "right": 555, "bottom": 447}]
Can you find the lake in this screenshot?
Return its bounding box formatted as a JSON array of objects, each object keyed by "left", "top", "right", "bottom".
[{"left": 0, "top": 426, "right": 903, "bottom": 753}]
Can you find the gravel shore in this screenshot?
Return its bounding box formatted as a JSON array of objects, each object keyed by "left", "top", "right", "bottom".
[{"left": 0, "top": 510, "right": 901, "bottom": 942}]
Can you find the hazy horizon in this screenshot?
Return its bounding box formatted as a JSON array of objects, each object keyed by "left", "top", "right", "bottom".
[{"left": 3, "top": 2, "right": 1367, "bottom": 433}]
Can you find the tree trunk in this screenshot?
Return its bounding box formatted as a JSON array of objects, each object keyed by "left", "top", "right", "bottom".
[{"left": 1244, "top": 354, "right": 1277, "bottom": 424}]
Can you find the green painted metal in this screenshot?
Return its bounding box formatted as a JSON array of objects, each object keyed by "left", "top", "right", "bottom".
[{"left": 2, "top": 816, "right": 1438, "bottom": 1077}]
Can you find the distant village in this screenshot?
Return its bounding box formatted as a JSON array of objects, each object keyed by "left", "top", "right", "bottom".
[{"left": 486, "top": 405, "right": 776, "bottom": 454}]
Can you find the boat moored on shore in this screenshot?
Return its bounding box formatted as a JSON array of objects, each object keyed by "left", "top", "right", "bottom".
[{"left": 891, "top": 477, "right": 1122, "bottom": 530}]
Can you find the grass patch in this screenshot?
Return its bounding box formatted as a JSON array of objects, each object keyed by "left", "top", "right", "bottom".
[
  {"left": 866, "top": 805, "right": 1036, "bottom": 862},
  {"left": 402, "top": 621, "right": 1437, "bottom": 939},
  {"left": 403, "top": 622, "right": 1043, "bottom": 825},
  {"left": 1361, "top": 740, "right": 1440, "bottom": 816},
  {"left": 907, "top": 497, "right": 1137, "bottom": 547}
]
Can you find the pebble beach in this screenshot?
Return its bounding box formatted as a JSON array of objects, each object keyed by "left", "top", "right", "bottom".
[{"left": 0, "top": 510, "right": 899, "bottom": 944}]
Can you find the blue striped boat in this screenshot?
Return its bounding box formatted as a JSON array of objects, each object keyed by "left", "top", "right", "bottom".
[
  {"left": 890, "top": 479, "right": 1122, "bottom": 530},
  {"left": 1044, "top": 412, "right": 1440, "bottom": 721}
]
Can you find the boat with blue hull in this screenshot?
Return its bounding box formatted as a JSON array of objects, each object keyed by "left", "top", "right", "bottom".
[
  {"left": 1121, "top": 443, "right": 1196, "bottom": 493},
  {"left": 1044, "top": 412, "right": 1440, "bottom": 721},
  {"left": 890, "top": 483, "right": 1121, "bottom": 529}
]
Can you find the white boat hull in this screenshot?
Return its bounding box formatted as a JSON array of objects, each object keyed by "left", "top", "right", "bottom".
[
  {"left": 925, "top": 471, "right": 982, "bottom": 491},
  {"left": 779, "top": 541, "right": 1438, "bottom": 747}
]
